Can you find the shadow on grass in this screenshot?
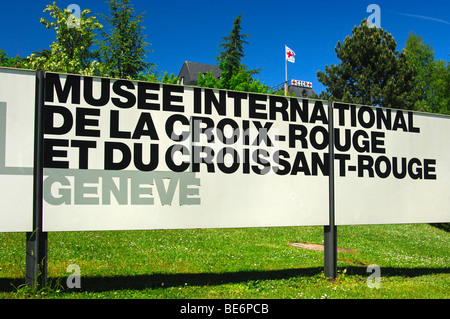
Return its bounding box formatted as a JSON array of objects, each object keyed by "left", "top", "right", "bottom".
[
  {"left": 1, "top": 266, "right": 448, "bottom": 292},
  {"left": 0, "top": 267, "right": 322, "bottom": 292}
]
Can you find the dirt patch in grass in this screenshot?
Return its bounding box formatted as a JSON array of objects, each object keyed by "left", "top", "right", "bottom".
[{"left": 289, "top": 242, "right": 357, "bottom": 253}]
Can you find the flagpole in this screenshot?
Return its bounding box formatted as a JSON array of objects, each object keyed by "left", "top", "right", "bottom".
[{"left": 285, "top": 45, "right": 288, "bottom": 95}]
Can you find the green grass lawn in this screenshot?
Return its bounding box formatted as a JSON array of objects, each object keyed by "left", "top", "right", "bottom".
[{"left": 0, "top": 223, "right": 448, "bottom": 299}]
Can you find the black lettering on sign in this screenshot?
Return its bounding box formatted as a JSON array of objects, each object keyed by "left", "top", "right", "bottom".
[
  {"left": 71, "top": 140, "right": 96, "bottom": 169},
  {"left": 137, "top": 82, "right": 159, "bottom": 110},
  {"left": 44, "top": 138, "right": 69, "bottom": 168},
  {"left": 166, "top": 114, "right": 189, "bottom": 142},
  {"left": 44, "top": 105, "right": 73, "bottom": 135},
  {"left": 84, "top": 77, "right": 110, "bottom": 106},
  {"left": 112, "top": 80, "right": 136, "bottom": 108},
  {"left": 45, "top": 73, "right": 80, "bottom": 104},
  {"left": 76, "top": 107, "right": 100, "bottom": 137},
  {"left": 249, "top": 93, "right": 267, "bottom": 119},
  {"left": 163, "top": 84, "right": 184, "bottom": 112},
  {"left": 204, "top": 89, "right": 226, "bottom": 116},
  {"left": 228, "top": 91, "right": 246, "bottom": 117}
]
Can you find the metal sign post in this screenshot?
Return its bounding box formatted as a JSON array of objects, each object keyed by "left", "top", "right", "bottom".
[
  {"left": 26, "top": 70, "right": 47, "bottom": 290},
  {"left": 324, "top": 100, "right": 337, "bottom": 279}
]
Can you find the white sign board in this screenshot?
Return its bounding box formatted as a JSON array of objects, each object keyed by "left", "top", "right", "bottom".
[
  {"left": 333, "top": 103, "right": 450, "bottom": 225},
  {"left": 291, "top": 79, "right": 313, "bottom": 88},
  {"left": 0, "top": 68, "right": 35, "bottom": 232},
  {"left": 42, "top": 73, "right": 330, "bottom": 231},
  {"left": 1, "top": 69, "right": 449, "bottom": 233}
]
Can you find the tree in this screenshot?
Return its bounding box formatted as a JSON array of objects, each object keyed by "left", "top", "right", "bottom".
[
  {"left": 196, "top": 14, "right": 267, "bottom": 93},
  {"left": 160, "top": 71, "right": 179, "bottom": 84},
  {"left": 227, "top": 69, "right": 268, "bottom": 93},
  {"left": 317, "top": 20, "right": 415, "bottom": 109},
  {"left": 98, "top": 0, "right": 154, "bottom": 79},
  {"left": 217, "top": 14, "right": 249, "bottom": 85},
  {"left": 197, "top": 67, "right": 269, "bottom": 93},
  {"left": 0, "top": 50, "right": 24, "bottom": 68},
  {"left": 23, "top": 2, "right": 102, "bottom": 75},
  {"left": 402, "top": 33, "right": 450, "bottom": 114},
  {"left": 215, "top": 14, "right": 261, "bottom": 90},
  {"left": 196, "top": 70, "right": 220, "bottom": 88}
]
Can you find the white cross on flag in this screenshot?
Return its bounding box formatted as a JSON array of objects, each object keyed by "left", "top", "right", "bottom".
[{"left": 285, "top": 45, "right": 295, "bottom": 63}]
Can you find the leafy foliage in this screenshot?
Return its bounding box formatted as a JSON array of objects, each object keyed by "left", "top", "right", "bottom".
[
  {"left": 197, "top": 68, "right": 269, "bottom": 93},
  {"left": 402, "top": 33, "right": 450, "bottom": 114},
  {"left": 196, "top": 70, "right": 220, "bottom": 88},
  {"left": 0, "top": 50, "right": 24, "bottom": 68},
  {"left": 22, "top": 2, "right": 102, "bottom": 75},
  {"left": 160, "top": 71, "right": 180, "bottom": 84}
]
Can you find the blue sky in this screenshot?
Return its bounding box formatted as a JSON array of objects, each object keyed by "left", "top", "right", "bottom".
[{"left": 0, "top": 0, "right": 449, "bottom": 94}]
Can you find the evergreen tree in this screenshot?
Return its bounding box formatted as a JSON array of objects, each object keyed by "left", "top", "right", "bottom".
[
  {"left": 98, "top": 0, "right": 154, "bottom": 79},
  {"left": 197, "top": 14, "right": 267, "bottom": 93},
  {"left": 215, "top": 14, "right": 260, "bottom": 90},
  {"left": 317, "top": 20, "right": 415, "bottom": 109}
]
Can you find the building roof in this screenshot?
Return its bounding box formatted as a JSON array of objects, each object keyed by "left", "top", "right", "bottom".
[
  {"left": 177, "top": 61, "right": 221, "bottom": 85},
  {"left": 288, "top": 86, "right": 316, "bottom": 98}
]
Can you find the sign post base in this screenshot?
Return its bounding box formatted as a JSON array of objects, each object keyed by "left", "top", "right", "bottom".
[
  {"left": 324, "top": 225, "right": 337, "bottom": 279},
  {"left": 26, "top": 231, "right": 47, "bottom": 290}
]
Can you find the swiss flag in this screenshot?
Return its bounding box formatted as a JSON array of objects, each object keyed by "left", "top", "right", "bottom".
[{"left": 285, "top": 45, "right": 295, "bottom": 63}]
